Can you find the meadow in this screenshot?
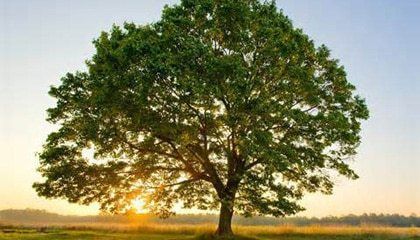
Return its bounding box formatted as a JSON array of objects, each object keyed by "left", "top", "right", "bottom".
[{"left": 1, "top": 223, "right": 419, "bottom": 240}]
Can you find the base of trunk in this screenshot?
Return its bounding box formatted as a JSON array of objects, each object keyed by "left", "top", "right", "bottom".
[
  {"left": 215, "top": 201, "right": 234, "bottom": 236},
  {"left": 215, "top": 227, "right": 233, "bottom": 237}
]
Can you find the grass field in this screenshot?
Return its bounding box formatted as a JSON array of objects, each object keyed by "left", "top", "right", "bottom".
[{"left": 0, "top": 224, "right": 419, "bottom": 240}]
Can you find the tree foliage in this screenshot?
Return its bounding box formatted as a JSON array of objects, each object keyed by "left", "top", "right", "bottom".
[{"left": 35, "top": 0, "right": 368, "bottom": 223}]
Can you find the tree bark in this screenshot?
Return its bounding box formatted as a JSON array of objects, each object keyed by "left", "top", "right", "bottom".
[{"left": 215, "top": 200, "right": 234, "bottom": 236}]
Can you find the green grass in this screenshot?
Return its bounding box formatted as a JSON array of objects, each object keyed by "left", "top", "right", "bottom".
[
  {"left": 0, "top": 230, "right": 185, "bottom": 240},
  {"left": 1, "top": 229, "right": 419, "bottom": 240}
]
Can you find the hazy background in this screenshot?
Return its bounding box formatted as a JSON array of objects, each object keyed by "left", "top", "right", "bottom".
[{"left": 1, "top": 0, "right": 419, "bottom": 217}]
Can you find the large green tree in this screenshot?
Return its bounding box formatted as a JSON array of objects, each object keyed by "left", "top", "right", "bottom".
[{"left": 34, "top": 0, "right": 369, "bottom": 236}]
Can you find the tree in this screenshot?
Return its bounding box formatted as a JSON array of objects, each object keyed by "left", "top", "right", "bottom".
[{"left": 34, "top": 0, "right": 369, "bottom": 236}]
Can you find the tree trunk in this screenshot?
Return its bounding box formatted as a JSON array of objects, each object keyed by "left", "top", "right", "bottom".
[{"left": 215, "top": 200, "right": 234, "bottom": 236}]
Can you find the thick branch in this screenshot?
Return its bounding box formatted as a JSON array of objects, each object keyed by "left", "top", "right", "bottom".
[
  {"left": 186, "top": 144, "right": 225, "bottom": 195},
  {"left": 158, "top": 136, "right": 213, "bottom": 182}
]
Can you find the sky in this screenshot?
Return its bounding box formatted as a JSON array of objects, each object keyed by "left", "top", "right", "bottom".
[{"left": 0, "top": 0, "right": 419, "bottom": 217}]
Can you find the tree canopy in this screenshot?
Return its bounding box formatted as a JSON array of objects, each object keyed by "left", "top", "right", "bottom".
[{"left": 34, "top": 0, "right": 369, "bottom": 235}]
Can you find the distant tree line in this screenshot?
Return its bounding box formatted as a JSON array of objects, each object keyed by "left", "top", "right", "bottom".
[
  {"left": 158, "top": 213, "right": 420, "bottom": 227},
  {"left": 0, "top": 209, "right": 418, "bottom": 227}
]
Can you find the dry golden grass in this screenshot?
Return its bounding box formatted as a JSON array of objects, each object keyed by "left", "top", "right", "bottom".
[
  {"left": 1, "top": 221, "right": 419, "bottom": 237},
  {"left": 233, "top": 224, "right": 420, "bottom": 236}
]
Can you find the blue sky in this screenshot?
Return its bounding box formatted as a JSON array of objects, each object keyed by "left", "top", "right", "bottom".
[{"left": 0, "top": 0, "right": 419, "bottom": 217}]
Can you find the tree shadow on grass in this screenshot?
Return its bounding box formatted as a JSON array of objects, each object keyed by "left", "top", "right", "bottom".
[{"left": 192, "top": 234, "right": 259, "bottom": 240}]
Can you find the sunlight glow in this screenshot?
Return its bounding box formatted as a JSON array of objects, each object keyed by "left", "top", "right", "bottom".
[{"left": 131, "top": 199, "right": 147, "bottom": 214}]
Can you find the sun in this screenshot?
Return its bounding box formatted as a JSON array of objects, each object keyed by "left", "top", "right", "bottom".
[{"left": 131, "top": 198, "right": 147, "bottom": 214}]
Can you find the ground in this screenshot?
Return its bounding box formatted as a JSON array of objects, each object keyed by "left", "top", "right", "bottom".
[{"left": 0, "top": 228, "right": 419, "bottom": 240}]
